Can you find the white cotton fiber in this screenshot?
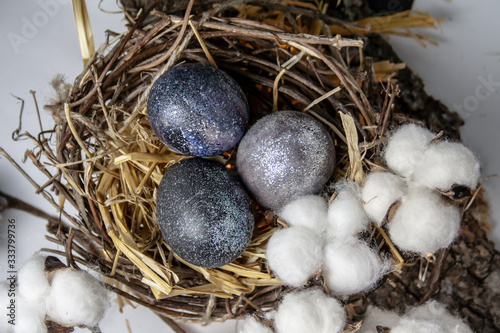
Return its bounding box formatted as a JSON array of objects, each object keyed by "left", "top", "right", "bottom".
[
  {"left": 362, "top": 172, "right": 407, "bottom": 225},
  {"left": 274, "top": 289, "right": 346, "bottom": 333},
  {"left": 46, "top": 268, "right": 110, "bottom": 327},
  {"left": 323, "top": 239, "right": 387, "bottom": 296},
  {"left": 264, "top": 310, "right": 276, "bottom": 321},
  {"left": 18, "top": 255, "right": 50, "bottom": 303},
  {"left": 392, "top": 301, "right": 473, "bottom": 333},
  {"left": 384, "top": 124, "right": 435, "bottom": 177},
  {"left": 404, "top": 301, "right": 473, "bottom": 333},
  {"left": 237, "top": 315, "right": 273, "bottom": 333},
  {"left": 327, "top": 181, "right": 369, "bottom": 239},
  {"left": 357, "top": 306, "right": 401, "bottom": 333},
  {"left": 359, "top": 301, "right": 472, "bottom": 333},
  {"left": 279, "top": 195, "right": 328, "bottom": 232},
  {"left": 15, "top": 295, "right": 47, "bottom": 333},
  {"left": 266, "top": 227, "right": 323, "bottom": 287},
  {"left": 413, "top": 141, "right": 480, "bottom": 190},
  {"left": 388, "top": 188, "right": 461, "bottom": 254},
  {"left": 391, "top": 319, "right": 442, "bottom": 333}
]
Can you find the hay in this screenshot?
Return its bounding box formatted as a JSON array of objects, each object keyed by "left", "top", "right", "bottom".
[{"left": 71, "top": 0, "right": 95, "bottom": 66}]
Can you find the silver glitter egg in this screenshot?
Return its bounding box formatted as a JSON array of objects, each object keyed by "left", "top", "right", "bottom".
[
  {"left": 147, "top": 63, "right": 249, "bottom": 157},
  {"left": 236, "top": 111, "right": 335, "bottom": 210},
  {"left": 156, "top": 157, "right": 254, "bottom": 268}
]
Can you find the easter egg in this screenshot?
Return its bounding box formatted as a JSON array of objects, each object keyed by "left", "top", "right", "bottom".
[
  {"left": 236, "top": 111, "right": 335, "bottom": 210},
  {"left": 156, "top": 157, "right": 254, "bottom": 268},
  {"left": 147, "top": 63, "right": 249, "bottom": 157}
]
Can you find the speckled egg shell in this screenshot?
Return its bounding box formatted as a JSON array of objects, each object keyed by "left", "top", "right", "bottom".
[
  {"left": 147, "top": 63, "right": 249, "bottom": 157},
  {"left": 236, "top": 111, "right": 335, "bottom": 211},
  {"left": 156, "top": 157, "right": 254, "bottom": 268}
]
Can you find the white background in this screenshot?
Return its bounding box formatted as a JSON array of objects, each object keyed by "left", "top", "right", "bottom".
[{"left": 0, "top": 0, "right": 499, "bottom": 332}]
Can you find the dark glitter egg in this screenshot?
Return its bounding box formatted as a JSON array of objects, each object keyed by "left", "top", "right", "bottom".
[
  {"left": 156, "top": 157, "right": 254, "bottom": 268},
  {"left": 236, "top": 111, "right": 335, "bottom": 211},
  {"left": 147, "top": 63, "right": 249, "bottom": 157}
]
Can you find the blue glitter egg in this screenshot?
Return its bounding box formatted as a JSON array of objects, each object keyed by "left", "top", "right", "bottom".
[
  {"left": 236, "top": 111, "right": 335, "bottom": 211},
  {"left": 156, "top": 157, "right": 254, "bottom": 268},
  {"left": 147, "top": 63, "right": 249, "bottom": 157}
]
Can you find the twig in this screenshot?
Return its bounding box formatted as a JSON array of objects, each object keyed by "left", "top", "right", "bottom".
[
  {"left": 10, "top": 94, "right": 25, "bottom": 141},
  {"left": 171, "top": 16, "right": 363, "bottom": 48},
  {"left": 0, "top": 148, "right": 76, "bottom": 224},
  {"left": 139, "top": 0, "right": 196, "bottom": 74},
  {"left": 0, "top": 190, "right": 59, "bottom": 223}
]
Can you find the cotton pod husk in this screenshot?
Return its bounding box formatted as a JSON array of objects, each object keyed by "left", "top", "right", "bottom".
[
  {"left": 384, "top": 124, "right": 435, "bottom": 178},
  {"left": 266, "top": 226, "right": 323, "bottom": 287},
  {"left": 236, "top": 315, "right": 273, "bottom": 333},
  {"left": 274, "top": 289, "right": 346, "bottom": 333},
  {"left": 362, "top": 171, "right": 407, "bottom": 225},
  {"left": 412, "top": 141, "right": 480, "bottom": 191},
  {"left": 46, "top": 268, "right": 110, "bottom": 327},
  {"left": 278, "top": 195, "right": 328, "bottom": 233},
  {"left": 388, "top": 187, "right": 462, "bottom": 254},
  {"left": 323, "top": 238, "right": 388, "bottom": 296},
  {"left": 327, "top": 181, "right": 369, "bottom": 239}
]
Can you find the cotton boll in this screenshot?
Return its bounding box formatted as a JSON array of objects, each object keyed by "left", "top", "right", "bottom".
[
  {"left": 413, "top": 141, "right": 480, "bottom": 191},
  {"left": 18, "top": 255, "right": 50, "bottom": 302},
  {"left": 362, "top": 172, "right": 407, "bottom": 225},
  {"left": 323, "top": 239, "right": 387, "bottom": 296},
  {"left": 46, "top": 269, "right": 110, "bottom": 327},
  {"left": 278, "top": 195, "right": 328, "bottom": 232},
  {"left": 401, "top": 301, "right": 473, "bottom": 333},
  {"left": 274, "top": 289, "right": 346, "bottom": 333},
  {"left": 358, "top": 306, "right": 401, "bottom": 333},
  {"left": 391, "top": 315, "right": 471, "bottom": 333},
  {"left": 266, "top": 227, "right": 323, "bottom": 287},
  {"left": 15, "top": 295, "right": 47, "bottom": 333},
  {"left": 327, "top": 181, "right": 369, "bottom": 239},
  {"left": 359, "top": 301, "right": 473, "bottom": 333},
  {"left": 384, "top": 124, "right": 435, "bottom": 177},
  {"left": 388, "top": 188, "right": 461, "bottom": 254},
  {"left": 237, "top": 315, "right": 273, "bottom": 333}
]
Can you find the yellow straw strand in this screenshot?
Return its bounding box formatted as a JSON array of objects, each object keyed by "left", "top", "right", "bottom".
[{"left": 71, "top": 0, "right": 95, "bottom": 66}]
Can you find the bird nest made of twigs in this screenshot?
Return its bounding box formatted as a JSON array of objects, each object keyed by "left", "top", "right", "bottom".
[{"left": 5, "top": 0, "right": 499, "bottom": 331}]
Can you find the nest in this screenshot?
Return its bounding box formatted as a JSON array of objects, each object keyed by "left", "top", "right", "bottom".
[{"left": 4, "top": 0, "right": 500, "bottom": 332}]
